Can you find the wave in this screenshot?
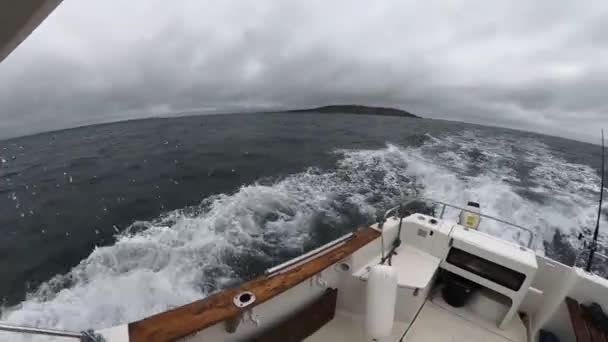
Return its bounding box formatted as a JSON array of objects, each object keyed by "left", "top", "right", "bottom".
[{"left": 2, "top": 130, "right": 605, "bottom": 334}]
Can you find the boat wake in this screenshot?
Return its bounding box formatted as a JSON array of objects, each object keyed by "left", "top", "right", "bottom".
[{"left": 2, "top": 130, "right": 606, "bottom": 333}]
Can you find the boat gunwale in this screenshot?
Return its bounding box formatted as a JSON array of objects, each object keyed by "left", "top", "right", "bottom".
[{"left": 127, "top": 226, "right": 380, "bottom": 342}]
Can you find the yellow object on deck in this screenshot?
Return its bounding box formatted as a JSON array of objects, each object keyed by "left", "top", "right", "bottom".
[{"left": 459, "top": 201, "right": 481, "bottom": 229}]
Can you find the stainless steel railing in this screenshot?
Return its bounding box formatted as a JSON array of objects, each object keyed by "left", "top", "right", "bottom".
[
  {"left": 384, "top": 197, "right": 536, "bottom": 248},
  {"left": 264, "top": 232, "right": 354, "bottom": 276},
  {"left": 0, "top": 322, "right": 104, "bottom": 341}
]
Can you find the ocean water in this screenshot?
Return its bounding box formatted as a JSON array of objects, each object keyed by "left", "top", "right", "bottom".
[{"left": 0, "top": 112, "right": 606, "bottom": 333}]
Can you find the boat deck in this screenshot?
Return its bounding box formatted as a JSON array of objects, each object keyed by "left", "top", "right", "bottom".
[
  {"left": 306, "top": 295, "right": 527, "bottom": 342},
  {"left": 404, "top": 299, "right": 527, "bottom": 342},
  {"left": 306, "top": 311, "right": 408, "bottom": 342}
]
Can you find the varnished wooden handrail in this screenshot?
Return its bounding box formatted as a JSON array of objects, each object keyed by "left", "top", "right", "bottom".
[{"left": 128, "top": 226, "right": 380, "bottom": 342}]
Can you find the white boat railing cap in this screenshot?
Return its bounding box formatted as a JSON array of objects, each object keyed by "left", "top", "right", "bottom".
[
  {"left": 383, "top": 197, "right": 536, "bottom": 249},
  {"left": 0, "top": 322, "right": 104, "bottom": 341}
]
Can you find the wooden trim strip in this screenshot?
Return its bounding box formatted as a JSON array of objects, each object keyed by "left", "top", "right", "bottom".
[
  {"left": 128, "top": 226, "right": 380, "bottom": 342},
  {"left": 581, "top": 307, "right": 608, "bottom": 342},
  {"left": 566, "top": 297, "right": 592, "bottom": 342}
]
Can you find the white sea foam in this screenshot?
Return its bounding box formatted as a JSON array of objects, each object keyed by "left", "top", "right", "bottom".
[
  {"left": 2, "top": 130, "right": 605, "bottom": 335},
  {"left": 1, "top": 153, "right": 413, "bottom": 332},
  {"left": 401, "top": 130, "right": 606, "bottom": 247}
]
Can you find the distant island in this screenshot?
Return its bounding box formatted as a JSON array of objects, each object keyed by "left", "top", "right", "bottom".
[{"left": 288, "top": 105, "right": 421, "bottom": 118}]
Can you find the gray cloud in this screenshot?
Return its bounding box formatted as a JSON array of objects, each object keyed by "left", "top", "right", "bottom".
[{"left": 1, "top": 0, "right": 607, "bottom": 142}]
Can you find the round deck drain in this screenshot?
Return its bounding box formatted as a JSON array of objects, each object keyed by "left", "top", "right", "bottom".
[
  {"left": 336, "top": 262, "right": 351, "bottom": 272},
  {"left": 233, "top": 291, "right": 256, "bottom": 308}
]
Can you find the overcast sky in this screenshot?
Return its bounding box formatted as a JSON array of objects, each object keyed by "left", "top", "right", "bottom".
[{"left": 1, "top": 0, "right": 607, "bottom": 142}]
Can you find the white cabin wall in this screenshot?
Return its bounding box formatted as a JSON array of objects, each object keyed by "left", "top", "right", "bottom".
[
  {"left": 568, "top": 269, "right": 608, "bottom": 309},
  {"left": 401, "top": 216, "right": 436, "bottom": 252},
  {"left": 538, "top": 269, "right": 608, "bottom": 342},
  {"left": 527, "top": 256, "right": 577, "bottom": 342},
  {"left": 336, "top": 244, "right": 372, "bottom": 315},
  {"left": 400, "top": 215, "right": 454, "bottom": 259},
  {"left": 335, "top": 268, "right": 365, "bottom": 315},
  {"left": 520, "top": 287, "right": 543, "bottom": 317}
]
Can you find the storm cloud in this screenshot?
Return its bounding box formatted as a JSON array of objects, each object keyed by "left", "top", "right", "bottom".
[{"left": 1, "top": 0, "right": 607, "bottom": 142}]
